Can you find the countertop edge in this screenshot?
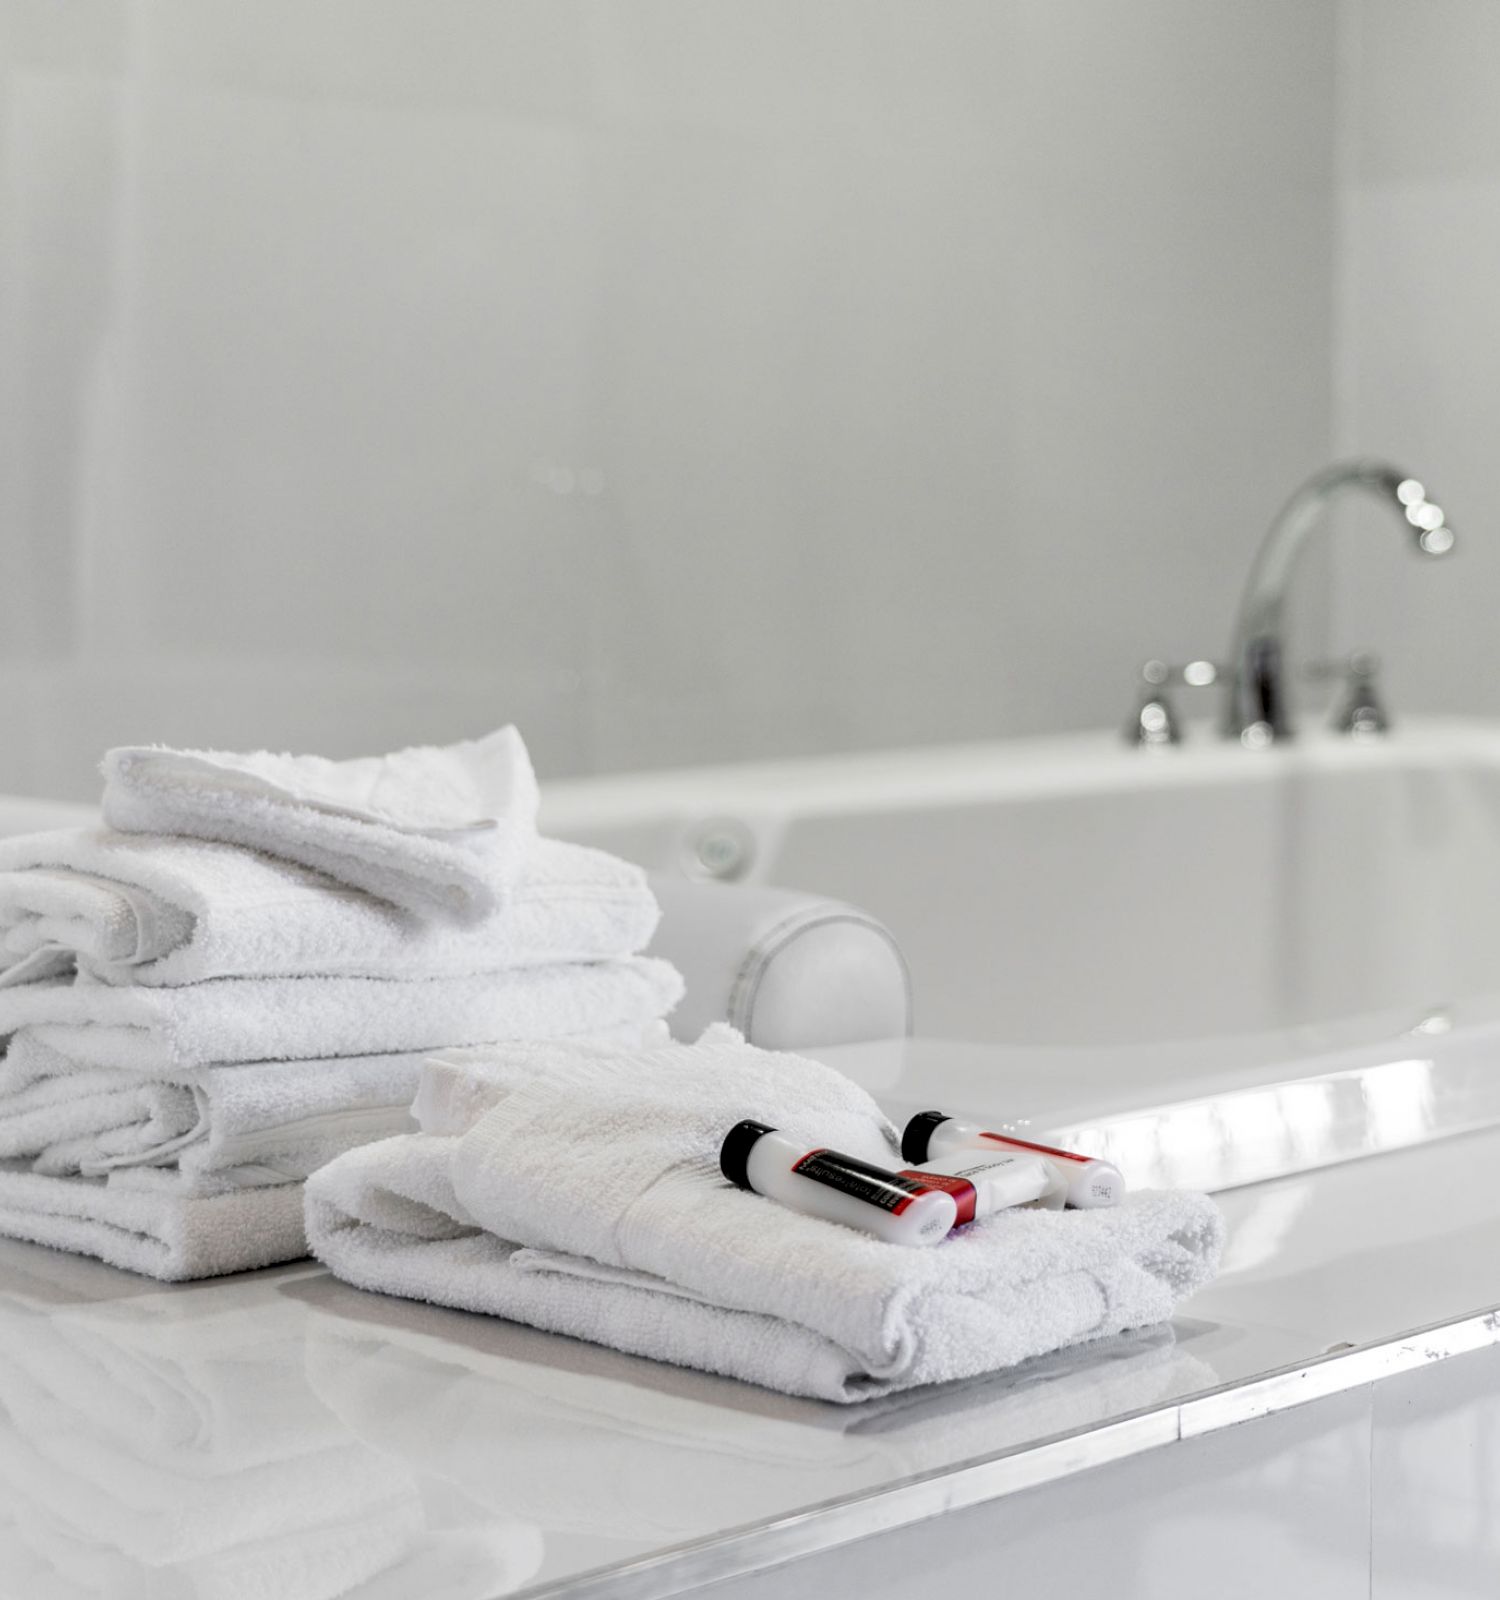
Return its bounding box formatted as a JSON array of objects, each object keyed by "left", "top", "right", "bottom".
[{"left": 521, "top": 1303, "right": 1500, "bottom": 1600}]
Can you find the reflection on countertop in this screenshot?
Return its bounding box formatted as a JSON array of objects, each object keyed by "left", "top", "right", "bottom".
[
  {"left": 0, "top": 1249, "right": 544, "bottom": 1599},
  {"left": 0, "top": 1238, "right": 1271, "bottom": 1599},
  {"left": 3, "top": 1120, "right": 1500, "bottom": 1596}
]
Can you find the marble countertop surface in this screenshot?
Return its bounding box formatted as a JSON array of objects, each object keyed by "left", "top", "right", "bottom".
[{"left": 3, "top": 1112, "right": 1500, "bottom": 1599}]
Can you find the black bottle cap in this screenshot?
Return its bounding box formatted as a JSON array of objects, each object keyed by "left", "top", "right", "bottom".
[
  {"left": 719, "top": 1119, "right": 775, "bottom": 1190},
  {"left": 900, "top": 1110, "right": 952, "bottom": 1165}
]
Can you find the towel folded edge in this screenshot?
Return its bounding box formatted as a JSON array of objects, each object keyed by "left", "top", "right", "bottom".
[{"left": 0, "top": 1163, "right": 308, "bottom": 1281}]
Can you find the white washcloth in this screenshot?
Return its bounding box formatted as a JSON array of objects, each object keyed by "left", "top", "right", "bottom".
[
  {"left": 100, "top": 727, "right": 538, "bottom": 922},
  {"left": 0, "top": 1161, "right": 308, "bottom": 1279},
  {"left": 306, "top": 1030, "right": 1224, "bottom": 1402},
  {"left": 0, "top": 830, "right": 659, "bottom": 988},
  {"left": 0, "top": 958, "right": 683, "bottom": 1074}
]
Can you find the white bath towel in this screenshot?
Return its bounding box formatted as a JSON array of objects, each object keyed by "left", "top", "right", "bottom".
[
  {"left": 0, "top": 830, "right": 659, "bottom": 988},
  {"left": 306, "top": 1030, "right": 1223, "bottom": 1402},
  {"left": 100, "top": 726, "right": 539, "bottom": 922},
  {"left": 0, "top": 957, "right": 683, "bottom": 1075}
]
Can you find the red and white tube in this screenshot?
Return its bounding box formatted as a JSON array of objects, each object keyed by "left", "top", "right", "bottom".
[
  {"left": 901, "top": 1111, "right": 1124, "bottom": 1209},
  {"left": 720, "top": 1121, "right": 959, "bottom": 1245}
]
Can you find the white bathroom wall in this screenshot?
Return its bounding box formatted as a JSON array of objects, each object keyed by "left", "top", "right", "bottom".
[
  {"left": 0, "top": 1, "right": 1339, "bottom": 800},
  {"left": 1333, "top": 0, "right": 1500, "bottom": 719}
]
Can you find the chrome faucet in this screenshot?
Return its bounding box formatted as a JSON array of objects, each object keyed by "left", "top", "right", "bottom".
[{"left": 1221, "top": 459, "right": 1454, "bottom": 745}]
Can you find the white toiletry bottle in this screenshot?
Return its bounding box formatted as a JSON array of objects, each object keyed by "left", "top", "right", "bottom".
[
  {"left": 906, "top": 1150, "right": 1059, "bottom": 1221},
  {"left": 719, "top": 1121, "right": 957, "bottom": 1245},
  {"left": 902, "top": 1111, "right": 1125, "bottom": 1209}
]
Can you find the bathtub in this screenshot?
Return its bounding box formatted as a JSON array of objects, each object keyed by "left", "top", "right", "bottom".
[{"left": 545, "top": 716, "right": 1500, "bottom": 1190}]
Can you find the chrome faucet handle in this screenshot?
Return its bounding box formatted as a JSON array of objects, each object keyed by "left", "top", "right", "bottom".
[
  {"left": 1126, "top": 660, "right": 1180, "bottom": 748},
  {"left": 1303, "top": 651, "right": 1389, "bottom": 738},
  {"left": 1125, "top": 659, "right": 1221, "bottom": 747}
]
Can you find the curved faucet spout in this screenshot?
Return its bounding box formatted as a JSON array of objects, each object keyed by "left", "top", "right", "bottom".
[{"left": 1223, "top": 458, "right": 1455, "bottom": 744}]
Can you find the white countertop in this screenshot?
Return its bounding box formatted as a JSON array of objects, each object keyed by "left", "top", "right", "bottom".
[{"left": 3, "top": 1116, "right": 1499, "bottom": 1599}]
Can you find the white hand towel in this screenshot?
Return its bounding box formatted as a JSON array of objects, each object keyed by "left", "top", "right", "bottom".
[
  {"left": 0, "top": 957, "right": 683, "bottom": 1074},
  {"left": 0, "top": 830, "right": 660, "bottom": 987},
  {"left": 0, "top": 1160, "right": 308, "bottom": 1279},
  {"left": 306, "top": 1030, "right": 1224, "bottom": 1402},
  {"left": 100, "top": 726, "right": 539, "bottom": 922},
  {"left": 0, "top": 1039, "right": 424, "bottom": 1183},
  {"left": 0, "top": 1057, "right": 202, "bottom": 1171},
  {"left": 0, "top": 1020, "right": 670, "bottom": 1190}
]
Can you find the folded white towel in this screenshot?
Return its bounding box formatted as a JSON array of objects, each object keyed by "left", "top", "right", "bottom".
[
  {"left": 0, "top": 957, "right": 683, "bottom": 1075},
  {"left": 0, "top": 1021, "right": 669, "bottom": 1188},
  {"left": 306, "top": 1030, "right": 1223, "bottom": 1402},
  {"left": 0, "top": 830, "right": 658, "bottom": 987},
  {"left": 0, "top": 1038, "right": 425, "bottom": 1183},
  {"left": 100, "top": 727, "right": 539, "bottom": 922},
  {"left": 0, "top": 1160, "right": 308, "bottom": 1279},
  {"left": 0, "top": 1021, "right": 672, "bottom": 1281},
  {"left": 0, "top": 1051, "right": 202, "bottom": 1171}
]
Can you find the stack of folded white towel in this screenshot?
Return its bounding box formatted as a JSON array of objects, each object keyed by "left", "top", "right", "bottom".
[
  {"left": 306, "top": 1026, "right": 1224, "bottom": 1402},
  {"left": 0, "top": 728, "right": 682, "bottom": 1281}
]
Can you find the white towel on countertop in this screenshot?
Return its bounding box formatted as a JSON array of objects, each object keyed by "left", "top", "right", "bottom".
[
  {"left": 100, "top": 726, "right": 538, "bottom": 923},
  {"left": 0, "top": 1055, "right": 200, "bottom": 1170},
  {"left": 0, "top": 1040, "right": 425, "bottom": 1183},
  {"left": 0, "top": 1160, "right": 309, "bottom": 1280},
  {"left": 0, "top": 830, "right": 659, "bottom": 988},
  {"left": 0, "top": 1020, "right": 670, "bottom": 1188},
  {"left": 409, "top": 1031, "right": 686, "bottom": 1138},
  {"left": 306, "top": 1029, "right": 1224, "bottom": 1402},
  {"left": 0, "top": 957, "right": 683, "bottom": 1074}
]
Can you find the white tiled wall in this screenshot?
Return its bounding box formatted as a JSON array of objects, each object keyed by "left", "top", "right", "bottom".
[
  {"left": 1, "top": 2, "right": 1340, "bottom": 798},
  {"left": 1334, "top": 0, "right": 1500, "bottom": 721}
]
